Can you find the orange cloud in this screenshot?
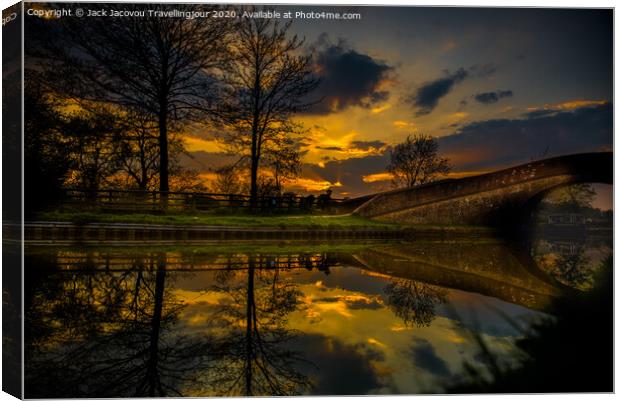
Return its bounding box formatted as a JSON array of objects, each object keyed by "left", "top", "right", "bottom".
[
  {"left": 288, "top": 177, "right": 343, "bottom": 192},
  {"left": 527, "top": 99, "right": 608, "bottom": 112},
  {"left": 371, "top": 104, "right": 392, "bottom": 114},
  {"left": 448, "top": 112, "right": 469, "bottom": 120},
  {"left": 392, "top": 120, "right": 416, "bottom": 129},
  {"left": 183, "top": 136, "right": 223, "bottom": 153},
  {"left": 304, "top": 128, "right": 387, "bottom": 162},
  {"left": 362, "top": 172, "right": 393, "bottom": 183},
  {"left": 367, "top": 338, "right": 387, "bottom": 347}
]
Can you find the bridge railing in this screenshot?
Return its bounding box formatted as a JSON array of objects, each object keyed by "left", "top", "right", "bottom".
[{"left": 60, "top": 188, "right": 345, "bottom": 213}]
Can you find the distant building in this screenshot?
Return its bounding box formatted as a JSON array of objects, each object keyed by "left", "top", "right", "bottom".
[{"left": 547, "top": 213, "right": 586, "bottom": 226}]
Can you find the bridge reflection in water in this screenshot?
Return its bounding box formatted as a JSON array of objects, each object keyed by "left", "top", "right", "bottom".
[
  {"left": 24, "top": 240, "right": 582, "bottom": 397},
  {"left": 42, "top": 241, "right": 566, "bottom": 310}
]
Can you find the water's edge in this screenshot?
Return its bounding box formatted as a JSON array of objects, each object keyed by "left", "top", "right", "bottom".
[{"left": 8, "top": 221, "right": 498, "bottom": 245}]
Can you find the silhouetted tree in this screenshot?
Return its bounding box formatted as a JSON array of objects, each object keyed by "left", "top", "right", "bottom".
[
  {"left": 543, "top": 184, "right": 596, "bottom": 211},
  {"left": 264, "top": 137, "right": 303, "bottom": 194},
  {"left": 211, "top": 164, "right": 246, "bottom": 195},
  {"left": 28, "top": 4, "right": 231, "bottom": 198},
  {"left": 63, "top": 107, "right": 124, "bottom": 195},
  {"left": 217, "top": 13, "right": 319, "bottom": 207},
  {"left": 537, "top": 244, "right": 593, "bottom": 289},
  {"left": 115, "top": 112, "right": 160, "bottom": 191},
  {"left": 23, "top": 73, "right": 73, "bottom": 213},
  {"left": 387, "top": 134, "right": 451, "bottom": 188}
]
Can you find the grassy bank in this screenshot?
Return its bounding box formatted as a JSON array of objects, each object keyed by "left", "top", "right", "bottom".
[{"left": 36, "top": 210, "right": 402, "bottom": 228}]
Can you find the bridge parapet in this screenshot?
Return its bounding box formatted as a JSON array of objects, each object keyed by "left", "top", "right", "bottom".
[{"left": 353, "top": 152, "right": 612, "bottom": 227}]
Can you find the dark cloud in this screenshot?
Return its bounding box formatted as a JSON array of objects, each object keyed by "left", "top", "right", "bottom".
[
  {"left": 314, "top": 141, "right": 386, "bottom": 154},
  {"left": 409, "top": 68, "right": 468, "bottom": 116},
  {"left": 367, "top": 90, "right": 390, "bottom": 104},
  {"left": 410, "top": 339, "right": 451, "bottom": 378},
  {"left": 474, "top": 90, "right": 513, "bottom": 104},
  {"left": 409, "top": 63, "right": 499, "bottom": 116},
  {"left": 316, "top": 145, "right": 345, "bottom": 151},
  {"left": 302, "top": 152, "right": 390, "bottom": 195},
  {"left": 289, "top": 334, "right": 384, "bottom": 395},
  {"left": 438, "top": 103, "right": 612, "bottom": 171},
  {"left": 350, "top": 140, "right": 387, "bottom": 151},
  {"left": 308, "top": 34, "right": 393, "bottom": 114}
]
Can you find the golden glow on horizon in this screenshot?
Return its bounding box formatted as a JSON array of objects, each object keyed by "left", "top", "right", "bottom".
[
  {"left": 362, "top": 170, "right": 490, "bottom": 184},
  {"left": 288, "top": 177, "right": 343, "bottom": 192}
]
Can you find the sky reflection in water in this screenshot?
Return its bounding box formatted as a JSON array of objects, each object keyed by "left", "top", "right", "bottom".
[{"left": 24, "top": 237, "right": 609, "bottom": 397}]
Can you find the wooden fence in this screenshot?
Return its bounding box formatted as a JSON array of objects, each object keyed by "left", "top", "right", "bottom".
[{"left": 60, "top": 189, "right": 345, "bottom": 213}]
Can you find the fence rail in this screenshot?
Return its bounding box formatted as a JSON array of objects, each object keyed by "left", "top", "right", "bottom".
[{"left": 61, "top": 189, "right": 344, "bottom": 213}]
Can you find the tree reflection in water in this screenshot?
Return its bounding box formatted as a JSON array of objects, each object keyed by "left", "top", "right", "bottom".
[
  {"left": 384, "top": 279, "right": 447, "bottom": 327},
  {"left": 533, "top": 240, "right": 600, "bottom": 289},
  {"left": 24, "top": 243, "right": 573, "bottom": 396},
  {"left": 550, "top": 249, "right": 591, "bottom": 288},
  {"left": 25, "top": 251, "right": 215, "bottom": 398},
  {"left": 207, "top": 254, "right": 313, "bottom": 396},
  {"left": 25, "top": 250, "right": 332, "bottom": 397}
]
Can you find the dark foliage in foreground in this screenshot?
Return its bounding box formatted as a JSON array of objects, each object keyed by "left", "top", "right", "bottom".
[{"left": 448, "top": 256, "right": 613, "bottom": 393}]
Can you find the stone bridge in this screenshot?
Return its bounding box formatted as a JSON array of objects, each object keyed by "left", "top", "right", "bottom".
[{"left": 352, "top": 152, "right": 612, "bottom": 228}]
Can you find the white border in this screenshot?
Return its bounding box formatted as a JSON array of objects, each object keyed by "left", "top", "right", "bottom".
[{"left": 0, "top": 1, "right": 616, "bottom": 401}]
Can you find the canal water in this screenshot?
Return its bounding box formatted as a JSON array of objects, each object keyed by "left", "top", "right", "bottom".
[{"left": 22, "top": 230, "right": 611, "bottom": 397}]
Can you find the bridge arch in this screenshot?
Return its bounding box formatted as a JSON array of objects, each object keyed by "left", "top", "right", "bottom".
[{"left": 352, "top": 152, "right": 612, "bottom": 229}]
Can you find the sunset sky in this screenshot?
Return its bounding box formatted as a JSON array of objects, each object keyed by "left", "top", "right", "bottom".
[
  {"left": 179, "top": 6, "right": 612, "bottom": 207},
  {"left": 24, "top": 4, "right": 613, "bottom": 208}
]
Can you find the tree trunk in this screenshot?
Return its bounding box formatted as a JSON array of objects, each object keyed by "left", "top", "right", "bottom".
[
  {"left": 245, "top": 257, "right": 256, "bottom": 395},
  {"left": 250, "top": 154, "right": 259, "bottom": 209},
  {"left": 158, "top": 107, "right": 169, "bottom": 206},
  {"left": 139, "top": 146, "right": 148, "bottom": 191},
  {"left": 143, "top": 254, "right": 166, "bottom": 396},
  {"left": 249, "top": 57, "right": 261, "bottom": 210}
]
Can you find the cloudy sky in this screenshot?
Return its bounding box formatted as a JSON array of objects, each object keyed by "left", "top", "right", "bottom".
[{"left": 181, "top": 6, "right": 612, "bottom": 207}]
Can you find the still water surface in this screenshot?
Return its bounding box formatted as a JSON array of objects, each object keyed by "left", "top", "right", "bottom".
[{"left": 23, "top": 234, "right": 610, "bottom": 397}]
